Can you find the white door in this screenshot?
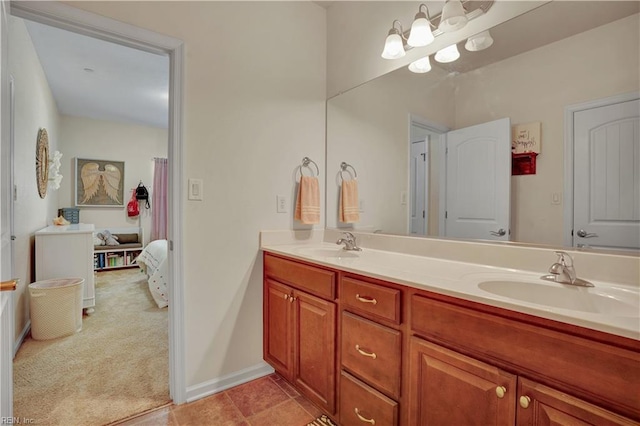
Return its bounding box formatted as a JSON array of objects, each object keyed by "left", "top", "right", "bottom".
[
  {"left": 445, "top": 118, "right": 511, "bottom": 240},
  {"left": 410, "top": 138, "right": 427, "bottom": 235},
  {"left": 0, "top": 0, "right": 14, "bottom": 418},
  {"left": 573, "top": 99, "right": 640, "bottom": 250}
]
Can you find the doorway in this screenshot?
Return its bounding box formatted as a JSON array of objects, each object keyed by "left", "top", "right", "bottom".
[{"left": 1, "top": 1, "right": 186, "bottom": 419}]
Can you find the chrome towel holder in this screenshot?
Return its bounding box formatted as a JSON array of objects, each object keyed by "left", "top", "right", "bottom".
[
  {"left": 340, "top": 162, "right": 357, "bottom": 181},
  {"left": 298, "top": 156, "right": 320, "bottom": 178}
]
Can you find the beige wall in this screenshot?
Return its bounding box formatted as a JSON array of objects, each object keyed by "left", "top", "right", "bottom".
[
  {"left": 455, "top": 13, "right": 640, "bottom": 245},
  {"left": 58, "top": 115, "right": 167, "bottom": 245},
  {"left": 9, "top": 16, "right": 61, "bottom": 342},
  {"left": 326, "top": 1, "right": 546, "bottom": 98},
  {"left": 64, "top": 1, "right": 327, "bottom": 390}
]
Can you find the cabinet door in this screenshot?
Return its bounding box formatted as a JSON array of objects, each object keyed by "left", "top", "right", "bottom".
[
  {"left": 408, "top": 337, "right": 516, "bottom": 426},
  {"left": 264, "top": 279, "right": 294, "bottom": 381},
  {"left": 516, "top": 378, "right": 637, "bottom": 426},
  {"left": 295, "top": 290, "right": 336, "bottom": 414}
]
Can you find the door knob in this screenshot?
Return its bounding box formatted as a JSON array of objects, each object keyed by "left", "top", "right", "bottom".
[
  {"left": 576, "top": 229, "right": 598, "bottom": 238},
  {"left": 490, "top": 228, "right": 506, "bottom": 237}
]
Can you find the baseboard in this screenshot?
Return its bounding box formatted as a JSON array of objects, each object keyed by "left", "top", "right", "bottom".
[
  {"left": 185, "top": 361, "right": 275, "bottom": 403},
  {"left": 14, "top": 320, "right": 31, "bottom": 358}
]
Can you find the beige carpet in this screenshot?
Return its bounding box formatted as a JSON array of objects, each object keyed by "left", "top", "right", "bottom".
[{"left": 14, "top": 268, "right": 170, "bottom": 425}]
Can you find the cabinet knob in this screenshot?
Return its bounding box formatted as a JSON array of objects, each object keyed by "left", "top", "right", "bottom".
[
  {"left": 495, "top": 386, "right": 506, "bottom": 399},
  {"left": 355, "top": 344, "right": 377, "bottom": 360},
  {"left": 354, "top": 408, "right": 375, "bottom": 425},
  {"left": 519, "top": 396, "right": 531, "bottom": 409},
  {"left": 355, "top": 294, "right": 377, "bottom": 305},
  {"left": 289, "top": 296, "right": 296, "bottom": 303}
]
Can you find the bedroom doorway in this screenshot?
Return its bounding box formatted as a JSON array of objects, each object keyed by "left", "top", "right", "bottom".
[{"left": 2, "top": 1, "right": 186, "bottom": 419}]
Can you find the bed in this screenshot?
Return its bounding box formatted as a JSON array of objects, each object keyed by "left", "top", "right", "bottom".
[{"left": 135, "top": 239, "right": 168, "bottom": 308}]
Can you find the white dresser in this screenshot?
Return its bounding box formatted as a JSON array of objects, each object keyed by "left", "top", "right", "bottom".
[{"left": 35, "top": 224, "right": 95, "bottom": 313}]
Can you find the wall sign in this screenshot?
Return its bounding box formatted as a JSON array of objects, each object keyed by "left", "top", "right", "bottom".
[{"left": 512, "top": 122, "right": 541, "bottom": 154}]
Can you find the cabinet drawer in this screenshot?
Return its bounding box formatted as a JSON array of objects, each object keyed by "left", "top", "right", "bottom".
[
  {"left": 342, "top": 276, "right": 401, "bottom": 324},
  {"left": 264, "top": 254, "right": 335, "bottom": 300},
  {"left": 340, "top": 371, "right": 398, "bottom": 426},
  {"left": 341, "top": 312, "right": 401, "bottom": 399}
]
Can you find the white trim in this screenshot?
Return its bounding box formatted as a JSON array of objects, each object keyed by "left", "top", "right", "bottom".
[
  {"left": 438, "top": 133, "right": 447, "bottom": 237},
  {"left": 186, "top": 362, "right": 275, "bottom": 403},
  {"left": 408, "top": 115, "right": 449, "bottom": 237},
  {"left": 9, "top": 0, "right": 187, "bottom": 405},
  {"left": 13, "top": 320, "right": 29, "bottom": 358},
  {"left": 563, "top": 91, "right": 640, "bottom": 247}
]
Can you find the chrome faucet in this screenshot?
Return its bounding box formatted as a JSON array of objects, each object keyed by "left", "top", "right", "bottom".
[
  {"left": 541, "top": 251, "right": 593, "bottom": 287},
  {"left": 336, "top": 232, "right": 362, "bottom": 251}
]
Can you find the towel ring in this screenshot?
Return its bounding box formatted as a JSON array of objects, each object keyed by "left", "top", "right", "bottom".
[
  {"left": 298, "top": 156, "right": 320, "bottom": 178},
  {"left": 339, "top": 162, "right": 357, "bottom": 181}
]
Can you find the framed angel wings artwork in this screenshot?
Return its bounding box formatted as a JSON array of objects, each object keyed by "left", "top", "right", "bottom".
[{"left": 75, "top": 158, "right": 125, "bottom": 207}]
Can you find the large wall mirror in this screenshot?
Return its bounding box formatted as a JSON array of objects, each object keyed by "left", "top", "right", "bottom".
[{"left": 326, "top": 1, "right": 639, "bottom": 251}]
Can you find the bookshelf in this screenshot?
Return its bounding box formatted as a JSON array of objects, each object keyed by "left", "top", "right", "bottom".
[{"left": 94, "top": 248, "right": 142, "bottom": 271}]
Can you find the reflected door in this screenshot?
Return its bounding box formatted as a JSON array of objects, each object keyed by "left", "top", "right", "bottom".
[
  {"left": 445, "top": 118, "right": 511, "bottom": 240},
  {"left": 573, "top": 98, "right": 640, "bottom": 250},
  {"left": 410, "top": 138, "right": 427, "bottom": 235}
]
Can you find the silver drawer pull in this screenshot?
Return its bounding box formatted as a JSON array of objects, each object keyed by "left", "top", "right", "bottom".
[
  {"left": 355, "top": 408, "right": 375, "bottom": 425},
  {"left": 356, "top": 294, "right": 377, "bottom": 305},
  {"left": 355, "top": 344, "right": 377, "bottom": 359}
]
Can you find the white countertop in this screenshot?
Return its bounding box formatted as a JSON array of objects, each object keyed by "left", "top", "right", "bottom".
[
  {"left": 36, "top": 223, "right": 95, "bottom": 234},
  {"left": 262, "top": 242, "right": 640, "bottom": 341}
]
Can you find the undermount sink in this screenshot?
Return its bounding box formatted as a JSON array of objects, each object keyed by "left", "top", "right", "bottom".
[
  {"left": 293, "top": 247, "right": 360, "bottom": 259},
  {"left": 477, "top": 279, "right": 639, "bottom": 317}
]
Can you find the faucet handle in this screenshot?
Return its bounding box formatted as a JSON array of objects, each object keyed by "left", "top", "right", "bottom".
[{"left": 554, "top": 251, "right": 573, "bottom": 266}]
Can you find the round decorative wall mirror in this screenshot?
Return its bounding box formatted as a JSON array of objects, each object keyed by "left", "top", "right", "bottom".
[{"left": 36, "top": 128, "right": 49, "bottom": 199}]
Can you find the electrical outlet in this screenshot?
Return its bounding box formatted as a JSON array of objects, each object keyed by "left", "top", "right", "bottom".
[
  {"left": 551, "top": 192, "right": 562, "bottom": 205},
  {"left": 359, "top": 199, "right": 365, "bottom": 212},
  {"left": 277, "top": 195, "right": 287, "bottom": 213},
  {"left": 400, "top": 191, "right": 407, "bottom": 205}
]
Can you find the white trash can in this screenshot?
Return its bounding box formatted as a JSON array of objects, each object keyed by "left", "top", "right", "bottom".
[{"left": 29, "top": 278, "right": 84, "bottom": 340}]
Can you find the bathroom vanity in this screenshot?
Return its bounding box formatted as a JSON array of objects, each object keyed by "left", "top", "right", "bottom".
[{"left": 262, "top": 236, "right": 639, "bottom": 425}]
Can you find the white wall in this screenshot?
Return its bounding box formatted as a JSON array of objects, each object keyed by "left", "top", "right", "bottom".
[
  {"left": 9, "top": 16, "right": 61, "bottom": 341},
  {"left": 455, "top": 13, "right": 640, "bottom": 245},
  {"left": 64, "top": 1, "right": 327, "bottom": 391},
  {"left": 327, "top": 66, "right": 454, "bottom": 234},
  {"left": 326, "top": 1, "right": 546, "bottom": 98},
  {"left": 58, "top": 115, "right": 167, "bottom": 245}
]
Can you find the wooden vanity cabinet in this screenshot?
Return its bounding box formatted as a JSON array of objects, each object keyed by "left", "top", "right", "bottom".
[
  {"left": 263, "top": 253, "right": 640, "bottom": 425},
  {"left": 408, "top": 337, "right": 517, "bottom": 426},
  {"left": 339, "top": 274, "right": 404, "bottom": 426},
  {"left": 263, "top": 254, "right": 337, "bottom": 414}
]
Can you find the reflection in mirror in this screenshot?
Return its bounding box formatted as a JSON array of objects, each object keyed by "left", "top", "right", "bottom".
[{"left": 326, "top": 1, "right": 640, "bottom": 251}]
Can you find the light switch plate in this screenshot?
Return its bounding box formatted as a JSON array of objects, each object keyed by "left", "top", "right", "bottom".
[{"left": 188, "top": 178, "right": 203, "bottom": 201}]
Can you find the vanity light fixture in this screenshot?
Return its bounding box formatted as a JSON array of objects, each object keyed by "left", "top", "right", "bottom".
[
  {"left": 465, "top": 30, "right": 494, "bottom": 51},
  {"left": 407, "top": 4, "right": 435, "bottom": 48},
  {"left": 381, "top": 20, "right": 406, "bottom": 59},
  {"left": 381, "top": 1, "right": 493, "bottom": 62},
  {"left": 434, "top": 43, "right": 460, "bottom": 63},
  {"left": 408, "top": 56, "right": 432, "bottom": 73},
  {"left": 439, "top": 0, "right": 468, "bottom": 33}
]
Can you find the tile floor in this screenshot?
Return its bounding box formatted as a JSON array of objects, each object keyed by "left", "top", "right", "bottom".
[{"left": 113, "top": 374, "right": 326, "bottom": 426}]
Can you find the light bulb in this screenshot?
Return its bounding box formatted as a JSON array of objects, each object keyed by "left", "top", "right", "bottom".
[
  {"left": 465, "top": 31, "right": 494, "bottom": 51},
  {"left": 434, "top": 44, "right": 460, "bottom": 63},
  {"left": 407, "top": 15, "right": 434, "bottom": 47},
  {"left": 439, "top": 0, "right": 468, "bottom": 33},
  {"left": 381, "top": 31, "right": 406, "bottom": 59},
  {"left": 408, "top": 56, "right": 432, "bottom": 73}
]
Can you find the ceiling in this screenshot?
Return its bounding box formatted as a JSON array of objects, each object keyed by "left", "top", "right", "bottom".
[
  {"left": 21, "top": 1, "right": 638, "bottom": 130},
  {"left": 24, "top": 19, "right": 169, "bottom": 129}
]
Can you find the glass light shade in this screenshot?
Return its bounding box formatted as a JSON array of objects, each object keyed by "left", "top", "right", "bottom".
[
  {"left": 407, "top": 17, "right": 434, "bottom": 47},
  {"left": 408, "top": 56, "right": 432, "bottom": 73},
  {"left": 465, "top": 30, "right": 494, "bottom": 51},
  {"left": 439, "top": 0, "right": 468, "bottom": 33},
  {"left": 434, "top": 44, "right": 460, "bottom": 63},
  {"left": 381, "top": 32, "right": 406, "bottom": 59}
]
